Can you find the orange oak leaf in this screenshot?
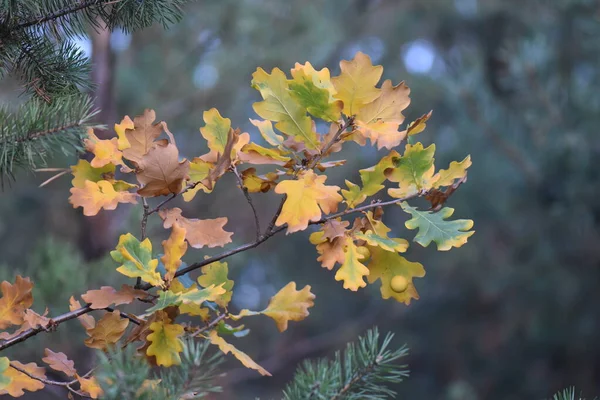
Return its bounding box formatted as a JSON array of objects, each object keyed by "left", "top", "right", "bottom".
[
  {"left": 84, "top": 128, "right": 124, "bottom": 168},
  {"left": 22, "top": 309, "right": 50, "bottom": 329},
  {"left": 81, "top": 285, "right": 149, "bottom": 310},
  {"left": 0, "top": 361, "right": 45, "bottom": 397},
  {"left": 136, "top": 140, "right": 190, "bottom": 197},
  {"left": 161, "top": 222, "right": 188, "bottom": 282},
  {"left": 69, "top": 179, "right": 138, "bottom": 216},
  {"left": 322, "top": 219, "right": 350, "bottom": 240},
  {"left": 159, "top": 208, "right": 233, "bottom": 249},
  {"left": 0, "top": 275, "right": 33, "bottom": 329},
  {"left": 42, "top": 349, "right": 76, "bottom": 377},
  {"left": 69, "top": 297, "right": 95, "bottom": 330},
  {"left": 121, "top": 109, "right": 165, "bottom": 164},
  {"left": 274, "top": 170, "right": 342, "bottom": 233},
  {"left": 77, "top": 375, "right": 103, "bottom": 399},
  {"left": 84, "top": 310, "right": 129, "bottom": 350}
]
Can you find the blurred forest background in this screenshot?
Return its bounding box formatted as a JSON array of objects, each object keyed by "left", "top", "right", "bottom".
[{"left": 2, "top": 0, "right": 600, "bottom": 398}]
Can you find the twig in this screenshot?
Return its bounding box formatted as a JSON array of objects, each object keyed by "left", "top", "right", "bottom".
[
  {"left": 105, "top": 307, "right": 142, "bottom": 325},
  {"left": 231, "top": 166, "right": 261, "bottom": 240},
  {"left": 191, "top": 313, "right": 227, "bottom": 337},
  {"left": 9, "top": 361, "right": 92, "bottom": 398},
  {"left": 146, "top": 180, "right": 203, "bottom": 216},
  {"left": 15, "top": 0, "right": 106, "bottom": 31},
  {"left": 330, "top": 360, "right": 378, "bottom": 400},
  {"left": 136, "top": 198, "right": 150, "bottom": 288},
  {"left": 266, "top": 197, "right": 285, "bottom": 234}
]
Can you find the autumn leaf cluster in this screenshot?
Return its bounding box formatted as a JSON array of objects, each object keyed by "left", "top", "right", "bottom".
[{"left": 0, "top": 52, "right": 473, "bottom": 398}]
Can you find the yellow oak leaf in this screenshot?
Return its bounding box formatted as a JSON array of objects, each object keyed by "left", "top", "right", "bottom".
[
  {"left": 77, "top": 375, "right": 103, "bottom": 399},
  {"left": 200, "top": 108, "right": 232, "bottom": 154},
  {"left": 69, "top": 296, "right": 95, "bottom": 330},
  {"left": 122, "top": 109, "right": 165, "bottom": 164},
  {"left": 197, "top": 261, "right": 233, "bottom": 308},
  {"left": 366, "top": 246, "right": 425, "bottom": 305},
  {"left": 84, "top": 310, "right": 129, "bottom": 350},
  {"left": 69, "top": 179, "right": 137, "bottom": 216},
  {"left": 0, "top": 275, "right": 33, "bottom": 329},
  {"left": 81, "top": 285, "right": 149, "bottom": 310},
  {"left": 239, "top": 142, "right": 291, "bottom": 165},
  {"left": 274, "top": 170, "right": 342, "bottom": 234},
  {"left": 262, "top": 282, "right": 315, "bottom": 332},
  {"left": 432, "top": 155, "right": 472, "bottom": 188},
  {"left": 70, "top": 159, "right": 115, "bottom": 189},
  {"left": 241, "top": 168, "right": 279, "bottom": 193},
  {"left": 42, "top": 349, "right": 76, "bottom": 377},
  {"left": 110, "top": 233, "right": 163, "bottom": 287},
  {"left": 161, "top": 222, "right": 188, "bottom": 283},
  {"left": 252, "top": 67, "right": 319, "bottom": 150},
  {"left": 208, "top": 331, "right": 271, "bottom": 376},
  {"left": 114, "top": 115, "right": 134, "bottom": 150},
  {"left": 0, "top": 361, "right": 45, "bottom": 397},
  {"left": 146, "top": 321, "right": 184, "bottom": 367},
  {"left": 84, "top": 128, "right": 124, "bottom": 168},
  {"left": 136, "top": 139, "right": 190, "bottom": 197},
  {"left": 335, "top": 238, "right": 370, "bottom": 291},
  {"left": 332, "top": 51, "right": 383, "bottom": 116},
  {"left": 159, "top": 207, "right": 233, "bottom": 249},
  {"left": 386, "top": 143, "right": 436, "bottom": 199},
  {"left": 249, "top": 118, "right": 284, "bottom": 147}
]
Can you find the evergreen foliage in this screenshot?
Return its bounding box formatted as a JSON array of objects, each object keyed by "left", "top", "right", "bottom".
[
  {"left": 0, "top": 0, "right": 191, "bottom": 181},
  {"left": 283, "top": 328, "right": 409, "bottom": 400}
]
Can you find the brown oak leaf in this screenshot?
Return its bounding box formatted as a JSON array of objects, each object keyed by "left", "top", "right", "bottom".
[{"left": 159, "top": 207, "right": 233, "bottom": 249}]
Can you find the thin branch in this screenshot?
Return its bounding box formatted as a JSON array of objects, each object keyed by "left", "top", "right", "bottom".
[
  {"left": 231, "top": 166, "right": 261, "bottom": 239},
  {"left": 146, "top": 180, "right": 203, "bottom": 216},
  {"left": 191, "top": 313, "right": 227, "bottom": 337},
  {"left": 136, "top": 198, "right": 151, "bottom": 288},
  {"left": 104, "top": 307, "right": 142, "bottom": 325},
  {"left": 266, "top": 197, "right": 285, "bottom": 234},
  {"left": 139, "top": 192, "right": 420, "bottom": 290},
  {"left": 9, "top": 362, "right": 93, "bottom": 398},
  {"left": 330, "top": 360, "right": 378, "bottom": 400}
]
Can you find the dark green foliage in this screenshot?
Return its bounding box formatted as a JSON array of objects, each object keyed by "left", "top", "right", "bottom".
[
  {"left": 96, "top": 338, "right": 223, "bottom": 400},
  {"left": 0, "top": 0, "right": 191, "bottom": 180},
  {"left": 283, "top": 328, "right": 409, "bottom": 400}
]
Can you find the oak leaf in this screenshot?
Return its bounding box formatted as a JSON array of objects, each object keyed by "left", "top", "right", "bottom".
[
  {"left": 406, "top": 111, "right": 432, "bottom": 136},
  {"left": 401, "top": 203, "right": 474, "bottom": 251},
  {"left": 200, "top": 108, "right": 232, "bottom": 154},
  {"left": 241, "top": 168, "right": 279, "bottom": 193},
  {"left": 432, "top": 155, "right": 472, "bottom": 188},
  {"left": 69, "top": 297, "right": 95, "bottom": 330},
  {"left": 322, "top": 219, "right": 350, "bottom": 240},
  {"left": 0, "top": 275, "right": 33, "bottom": 329},
  {"left": 342, "top": 151, "right": 399, "bottom": 207},
  {"left": 145, "top": 285, "right": 226, "bottom": 314},
  {"left": 0, "top": 361, "right": 45, "bottom": 397},
  {"left": 262, "top": 282, "right": 315, "bottom": 332},
  {"left": 197, "top": 261, "right": 234, "bottom": 308},
  {"left": 386, "top": 143, "right": 436, "bottom": 199},
  {"left": 309, "top": 231, "right": 346, "bottom": 270},
  {"left": 70, "top": 160, "right": 115, "bottom": 189},
  {"left": 22, "top": 309, "right": 50, "bottom": 329},
  {"left": 159, "top": 208, "right": 233, "bottom": 249},
  {"left": 332, "top": 51, "right": 382, "bottom": 116},
  {"left": 288, "top": 61, "right": 342, "bottom": 122},
  {"left": 335, "top": 237, "right": 370, "bottom": 291},
  {"left": 114, "top": 115, "right": 134, "bottom": 150},
  {"left": 239, "top": 142, "right": 290, "bottom": 165},
  {"left": 42, "top": 349, "right": 76, "bottom": 377},
  {"left": 208, "top": 331, "right": 271, "bottom": 376},
  {"left": 274, "top": 170, "right": 342, "bottom": 233},
  {"left": 81, "top": 285, "right": 149, "bottom": 310},
  {"left": 84, "top": 128, "right": 123, "bottom": 168},
  {"left": 136, "top": 140, "right": 190, "bottom": 197},
  {"left": 161, "top": 222, "right": 188, "bottom": 283},
  {"left": 182, "top": 158, "right": 213, "bottom": 201},
  {"left": 121, "top": 109, "right": 165, "bottom": 164},
  {"left": 146, "top": 321, "right": 184, "bottom": 367},
  {"left": 84, "top": 310, "right": 129, "bottom": 350},
  {"left": 252, "top": 67, "right": 319, "bottom": 150},
  {"left": 366, "top": 246, "right": 425, "bottom": 305},
  {"left": 69, "top": 179, "right": 137, "bottom": 216},
  {"left": 110, "top": 233, "right": 163, "bottom": 287},
  {"left": 77, "top": 375, "right": 103, "bottom": 399},
  {"left": 249, "top": 119, "right": 284, "bottom": 147}
]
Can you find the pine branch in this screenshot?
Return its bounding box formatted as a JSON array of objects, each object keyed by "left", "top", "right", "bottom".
[
  {"left": 0, "top": 93, "right": 100, "bottom": 183},
  {"left": 283, "top": 328, "right": 409, "bottom": 400}
]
